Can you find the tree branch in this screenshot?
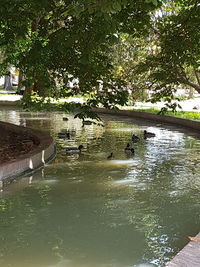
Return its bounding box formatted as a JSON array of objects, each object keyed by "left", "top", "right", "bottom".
[{"left": 193, "top": 68, "right": 200, "bottom": 86}]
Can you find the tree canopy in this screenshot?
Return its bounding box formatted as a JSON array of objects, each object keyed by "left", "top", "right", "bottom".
[
  {"left": 133, "top": 0, "right": 200, "bottom": 103},
  {"left": 0, "top": 1, "right": 158, "bottom": 104},
  {"left": 0, "top": 0, "right": 199, "bottom": 114}
]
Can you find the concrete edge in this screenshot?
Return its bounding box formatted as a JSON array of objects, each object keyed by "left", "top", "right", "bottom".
[
  {"left": 166, "top": 233, "right": 200, "bottom": 267},
  {"left": 93, "top": 108, "right": 200, "bottom": 132},
  {"left": 0, "top": 121, "right": 56, "bottom": 184}
]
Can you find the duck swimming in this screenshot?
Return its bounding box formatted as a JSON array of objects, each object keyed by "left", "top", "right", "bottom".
[
  {"left": 107, "top": 152, "right": 114, "bottom": 160},
  {"left": 58, "top": 132, "right": 70, "bottom": 139},
  {"left": 144, "top": 130, "right": 155, "bottom": 138},
  {"left": 125, "top": 143, "right": 135, "bottom": 155},
  {"left": 125, "top": 143, "right": 130, "bottom": 151},
  {"left": 66, "top": 145, "right": 83, "bottom": 154},
  {"left": 82, "top": 120, "right": 93, "bottom": 126},
  {"left": 63, "top": 117, "right": 69, "bottom": 121},
  {"left": 132, "top": 134, "right": 140, "bottom": 143}
]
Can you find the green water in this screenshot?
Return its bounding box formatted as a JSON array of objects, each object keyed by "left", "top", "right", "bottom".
[{"left": 0, "top": 108, "right": 200, "bottom": 267}]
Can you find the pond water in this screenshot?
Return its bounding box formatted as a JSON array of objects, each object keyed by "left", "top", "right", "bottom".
[{"left": 0, "top": 107, "right": 200, "bottom": 267}]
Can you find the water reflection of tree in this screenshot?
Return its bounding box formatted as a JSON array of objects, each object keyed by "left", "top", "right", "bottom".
[
  {"left": 0, "top": 184, "right": 59, "bottom": 266},
  {"left": 99, "top": 125, "right": 200, "bottom": 265}
]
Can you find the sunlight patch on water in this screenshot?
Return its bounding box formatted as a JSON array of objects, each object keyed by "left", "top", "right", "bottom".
[
  {"left": 20, "top": 116, "right": 51, "bottom": 120},
  {"left": 48, "top": 259, "right": 72, "bottom": 267},
  {"left": 67, "top": 176, "right": 83, "bottom": 183},
  {"left": 103, "top": 159, "right": 136, "bottom": 167},
  {"left": 168, "top": 190, "right": 183, "bottom": 198},
  {"left": 109, "top": 178, "right": 148, "bottom": 190},
  {"left": 47, "top": 259, "right": 150, "bottom": 267},
  {"left": 113, "top": 177, "right": 137, "bottom": 185},
  {"left": 107, "top": 127, "right": 138, "bottom": 132}
]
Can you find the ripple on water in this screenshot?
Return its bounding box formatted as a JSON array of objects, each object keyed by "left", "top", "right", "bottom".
[
  {"left": 113, "top": 177, "right": 137, "bottom": 185},
  {"left": 0, "top": 108, "right": 200, "bottom": 267}
]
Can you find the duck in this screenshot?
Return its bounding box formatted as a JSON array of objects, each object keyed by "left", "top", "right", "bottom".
[
  {"left": 66, "top": 145, "right": 83, "bottom": 154},
  {"left": 124, "top": 143, "right": 131, "bottom": 152},
  {"left": 82, "top": 120, "right": 93, "bottom": 126},
  {"left": 57, "top": 132, "right": 70, "bottom": 139},
  {"left": 124, "top": 143, "right": 135, "bottom": 155},
  {"left": 107, "top": 152, "right": 114, "bottom": 160},
  {"left": 132, "top": 134, "right": 140, "bottom": 143},
  {"left": 144, "top": 130, "right": 156, "bottom": 138},
  {"left": 63, "top": 117, "right": 69, "bottom": 121}
]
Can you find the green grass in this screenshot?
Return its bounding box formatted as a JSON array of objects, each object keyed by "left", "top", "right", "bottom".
[{"left": 130, "top": 107, "right": 200, "bottom": 121}]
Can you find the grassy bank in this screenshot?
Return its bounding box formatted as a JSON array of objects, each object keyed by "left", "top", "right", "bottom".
[{"left": 129, "top": 107, "right": 200, "bottom": 121}]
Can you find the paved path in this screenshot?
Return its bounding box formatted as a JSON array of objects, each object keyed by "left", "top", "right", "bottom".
[
  {"left": 131, "top": 97, "right": 200, "bottom": 112},
  {"left": 0, "top": 92, "right": 199, "bottom": 111}
]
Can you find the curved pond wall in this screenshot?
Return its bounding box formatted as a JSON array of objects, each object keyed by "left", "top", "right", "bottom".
[
  {"left": 93, "top": 108, "right": 200, "bottom": 132},
  {"left": 0, "top": 121, "right": 56, "bottom": 184}
]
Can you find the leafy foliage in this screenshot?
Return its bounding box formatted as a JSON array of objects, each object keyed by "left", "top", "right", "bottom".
[
  {"left": 111, "top": 34, "right": 156, "bottom": 103},
  {"left": 0, "top": 0, "right": 159, "bottom": 113},
  {"left": 3, "top": 0, "right": 200, "bottom": 115},
  {"left": 135, "top": 0, "right": 200, "bottom": 104}
]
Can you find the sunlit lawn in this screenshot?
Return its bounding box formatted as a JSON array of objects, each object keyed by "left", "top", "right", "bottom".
[{"left": 129, "top": 107, "right": 200, "bottom": 121}]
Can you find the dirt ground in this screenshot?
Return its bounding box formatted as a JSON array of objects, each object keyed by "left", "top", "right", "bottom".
[{"left": 0, "top": 128, "right": 39, "bottom": 164}]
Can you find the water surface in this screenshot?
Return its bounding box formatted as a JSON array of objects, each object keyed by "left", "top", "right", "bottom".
[{"left": 0, "top": 107, "right": 200, "bottom": 267}]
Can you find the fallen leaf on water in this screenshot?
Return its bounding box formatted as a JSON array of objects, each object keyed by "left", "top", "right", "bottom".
[{"left": 188, "top": 236, "right": 200, "bottom": 242}]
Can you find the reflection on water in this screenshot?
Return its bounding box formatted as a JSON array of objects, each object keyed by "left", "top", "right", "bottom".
[{"left": 0, "top": 107, "right": 200, "bottom": 267}]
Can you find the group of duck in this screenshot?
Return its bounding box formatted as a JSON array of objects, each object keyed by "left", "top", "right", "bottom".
[
  {"left": 57, "top": 117, "right": 95, "bottom": 154},
  {"left": 57, "top": 132, "right": 84, "bottom": 154},
  {"left": 57, "top": 117, "right": 156, "bottom": 157},
  {"left": 107, "top": 130, "right": 156, "bottom": 160}
]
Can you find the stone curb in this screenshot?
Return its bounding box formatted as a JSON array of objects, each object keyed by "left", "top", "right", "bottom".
[
  {"left": 0, "top": 121, "right": 56, "bottom": 184},
  {"left": 93, "top": 108, "right": 200, "bottom": 132},
  {"left": 166, "top": 232, "right": 200, "bottom": 267}
]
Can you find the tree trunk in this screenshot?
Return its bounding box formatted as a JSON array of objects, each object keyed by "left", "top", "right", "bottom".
[
  {"left": 18, "top": 71, "right": 23, "bottom": 89},
  {"left": 4, "top": 72, "right": 12, "bottom": 91},
  {"left": 32, "top": 81, "right": 39, "bottom": 92},
  {"left": 17, "top": 70, "right": 25, "bottom": 95},
  {"left": 193, "top": 69, "right": 200, "bottom": 86},
  {"left": 23, "top": 86, "right": 32, "bottom": 100},
  {"left": 185, "top": 80, "right": 200, "bottom": 94}
]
